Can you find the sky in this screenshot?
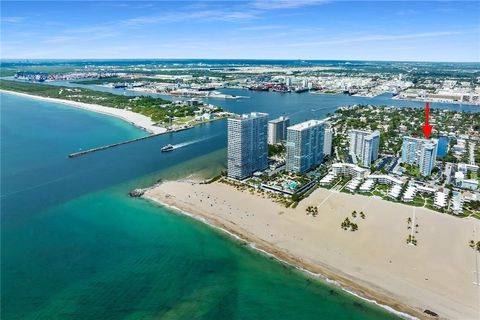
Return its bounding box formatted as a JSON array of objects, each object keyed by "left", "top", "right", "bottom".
[{"left": 1, "top": 0, "right": 479, "bottom": 62}]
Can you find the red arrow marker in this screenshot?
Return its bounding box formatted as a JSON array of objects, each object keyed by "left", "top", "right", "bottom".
[{"left": 422, "top": 101, "right": 433, "bottom": 139}]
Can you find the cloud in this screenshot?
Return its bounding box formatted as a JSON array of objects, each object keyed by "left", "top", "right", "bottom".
[
  {"left": 397, "top": 9, "right": 418, "bottom": 16},
  {"left": 92, "top": 2, "right": 155, "bottom": 9},
  {"left": 239, "top": 25, "right": 282, "bottom": 31},
  {"left": 252, "top": 0, "right": 329, "bottom": 10},
  {"left": 1, "top": 16, "right": 26, "bottom": 24},
  {"left": 42, "top": 30, "right": 117, "bottom": 44},
  {"left": 120, "top": 8, "right": 259, "bottom": 26},
  {"left": 43, "top": 35, "right": 78, "bottom": 44},
  {"left": 284, "top": 30, "right": 471, "bottom": 47}
]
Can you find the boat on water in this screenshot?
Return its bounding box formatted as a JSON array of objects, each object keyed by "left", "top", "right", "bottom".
[
  {"left": 113, "top": 82, "right": 127, "bottom": 89},
  {"left": 294, "top": 87, "right": 309, "bottom": 93},
  {"left": 161, "top": 144, "right": 174, "bottom": 152},
  {"left": 248, "top": 85, "right": 269, "bottom": 91}
]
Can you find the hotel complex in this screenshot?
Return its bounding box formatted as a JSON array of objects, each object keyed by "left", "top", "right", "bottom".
[
  {"left": 268, "top": 116, "right": 290, "bottom": 145},
  {"left": 286, "top": 120, "right": 326, "bottom": 173},
  {"left": 227, "top": 112, "right": 269, "bottom": 180},
  {"left": 349, "top": 129, "right": 380, "bottom": 167},
  {"left": 401, "top": 137, "right": 438, "bottom": 177},
  {"left": 222, "top": 105, "right": 477, "bottom": 217}
]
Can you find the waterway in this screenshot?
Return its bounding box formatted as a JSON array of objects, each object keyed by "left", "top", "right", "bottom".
[{"left": 2, "top": 83, "right": 478, "bottom": 319}]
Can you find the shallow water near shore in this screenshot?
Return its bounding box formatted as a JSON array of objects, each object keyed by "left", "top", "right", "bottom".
[{"left": 0, "top": 92, "right": 407, "bottom": 319}]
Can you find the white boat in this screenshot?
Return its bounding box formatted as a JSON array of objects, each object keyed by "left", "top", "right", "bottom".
[{"left": 161, "top": 144, "right": 174, "bottom": 152}]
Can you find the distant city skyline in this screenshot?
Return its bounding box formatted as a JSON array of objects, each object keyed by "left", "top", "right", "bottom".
[{"left": 1, "top": 1, "right": 479, "bottom": 62}]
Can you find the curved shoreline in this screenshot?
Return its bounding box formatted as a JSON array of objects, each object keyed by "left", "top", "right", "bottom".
[
  {"left": 0, "top": 89, "right": 167, "bottom": 135},
  {"left": 143, "top": 180, "right": 480, "bottom": 320},
  {"left": 142, "top": 194, "right": 425, "bottom": 320}
]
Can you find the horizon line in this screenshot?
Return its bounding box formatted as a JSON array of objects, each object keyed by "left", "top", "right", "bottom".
[{"left": 1, "top": 58, "right": 479, "bottom": 64}]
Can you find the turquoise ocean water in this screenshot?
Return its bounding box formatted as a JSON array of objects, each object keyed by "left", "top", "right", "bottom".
[{"left": 2, "top": 88, "right": 477, "bottom": 319}]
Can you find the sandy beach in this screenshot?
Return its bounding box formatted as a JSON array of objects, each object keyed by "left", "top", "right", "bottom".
[
  {"left": 144, "top": 180, "right": 480, "bottom": 320},
  {"left": 0, "top": 89, "right": 167, "bottom": 134}
]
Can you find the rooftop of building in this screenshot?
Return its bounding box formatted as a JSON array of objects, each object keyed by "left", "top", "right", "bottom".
[
  {"left": 288, "top": 119, "right": 325, "bottom": 131},
  {"left": 268, "top": 116, "right": 289, "bottom": 124},
  {"left": 230, "top": 112, "right": 268, "bottom": 121},
  {"left": 350, "top": 128, "right": 379, "bottom": 135},
  {"left": 402, "top": 136, "right": 438, "bottom": 144}
]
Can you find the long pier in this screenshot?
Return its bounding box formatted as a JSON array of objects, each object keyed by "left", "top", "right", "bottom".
[{"left": 68, "top": 126, "right": 192, "bottom": 158}]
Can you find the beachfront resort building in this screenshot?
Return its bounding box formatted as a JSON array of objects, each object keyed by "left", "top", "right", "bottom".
[
  {"left": 401, "top": 136, "right": 438, "bottom": 177},
  {"left": 349, "top": 129, "right": 380, "bottom": 167},
  {"left": 267, "top": 116, "right": 290, "bottom": 145},
  {"left": 331, "top": 163, "right": 370, "bottom": 179},
  {"left": 286, "top": 120, "right": 325, "bottom": 173},
  {"left": 227, "top": 112, "right": 269, "bottom": 180},
  {"left": 323, "top": 122, "right": 333, "bottom": 156}
]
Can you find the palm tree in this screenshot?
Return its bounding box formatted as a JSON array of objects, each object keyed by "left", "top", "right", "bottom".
[
  {"left": 469, "top": 240, "right": 475, "bottom": 249},
  {"left": 407, "top": 217, "right": 412, "bottom": 224}
]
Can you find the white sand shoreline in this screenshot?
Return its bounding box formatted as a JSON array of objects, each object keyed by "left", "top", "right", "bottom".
[
  {"left": 144, "top": 196, "right": 417, "bottom": 320},
  {"left": 144, "top": 180, "right": 480, "bottom": 320},
  {"left": 0, "top": 89, "right": 167, "bottom": 134}
]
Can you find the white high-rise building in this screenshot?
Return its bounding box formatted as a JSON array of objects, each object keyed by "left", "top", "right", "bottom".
[
  {"left": 349, "top": 129, "right": 380, "bottom": 167},
  {"left": 268, "top": 116, "right": 290, "bottom": 145},
  {"left": 401, "top": 136, "right": 438, "bottom": 177},
  {"left": 286, "top": 120, "right": 326, "bottom": 173},
  {"left": 285, "top": 77, "right": 292, "bottom": 86},
  {"left": 323, "top": 123, "right": 333, "bottom": 156},
  {"left": 227, "top": 112, "right": 269, "bottom": 180}
]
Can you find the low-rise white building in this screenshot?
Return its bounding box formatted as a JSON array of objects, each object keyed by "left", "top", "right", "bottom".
[
  {"left": 451, "top": 196, "right": 464, "bottom": 214},
  {"left": 331, "top": 163, "right": 369, "bottom": 179},
  {"left": 346, "top": 178, "right": 362, "bottom": 192},
  {"left": 368, "top": 174, "right": 404, "bottom": 185},
  {"left": 454, "top": 172, "right": 479, "bottom": 191},
  {"left": 434, "top": 192, "right": 448, "bottom": 209},
  {"left": 388, "top": 184, "right": 402, "bottom": 199},
  {"left": 417, "top": 185, "right": 436, "bottom": 194},
  {"left": 319, "top": 173, "right": 336, "bottom": 186},
  {"left": 402, "top": 186, "right": 417, "bottom": 202},
  {"left": 359, "top": 179, "right": 375, "bottom": 192},
  {"left": 458, "top": 163, "right": 479, "bottom": 173}
]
